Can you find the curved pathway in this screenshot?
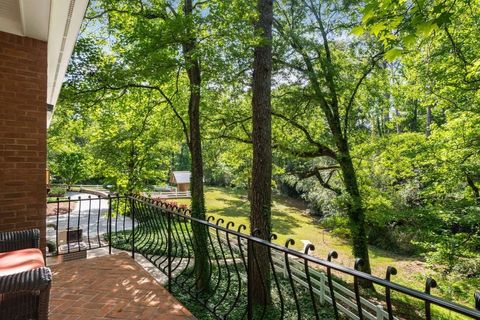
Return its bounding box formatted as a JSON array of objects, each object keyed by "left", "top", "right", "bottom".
[{"left": 46, "top": 192, "right": 135, "bottom": 247}]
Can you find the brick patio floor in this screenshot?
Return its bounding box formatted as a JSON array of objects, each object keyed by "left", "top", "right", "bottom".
[{"left": 49, "top": 253, "right": 195, "bottom": 319}]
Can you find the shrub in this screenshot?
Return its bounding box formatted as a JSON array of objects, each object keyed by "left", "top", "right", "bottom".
[
  {"left": 46, "top": 240, "right": 56, "bottom": 254},
  {"left": 48, "top": 186, "right": 67, "bottom": 197}
]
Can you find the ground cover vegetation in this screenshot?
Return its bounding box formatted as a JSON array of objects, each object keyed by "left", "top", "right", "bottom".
[{"left": 49, "top": 0, "right": 479, "bottom": 312}]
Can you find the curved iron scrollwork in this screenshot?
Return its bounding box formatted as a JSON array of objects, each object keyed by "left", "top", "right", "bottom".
[
  {"left": 45, "top": 195, "right": 480, "bottom": 320},
  {"left": 385, "top": 266, "right": 397, "bottom": 320}
]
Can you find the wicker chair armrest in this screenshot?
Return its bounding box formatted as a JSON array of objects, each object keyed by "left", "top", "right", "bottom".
[
  {"left": 0, "top": 267, "right": 52, "bottom": 294},
  {"left": 0, "top": 229, "right": 40, "bottom": 252}
]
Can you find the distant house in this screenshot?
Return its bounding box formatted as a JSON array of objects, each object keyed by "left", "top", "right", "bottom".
[{"left": 170, "top": 171, "right": 191, "bottom": 192}]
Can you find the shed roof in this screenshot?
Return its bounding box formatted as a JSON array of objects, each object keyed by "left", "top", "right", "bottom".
[{"left": 171, "top": 171, "right": 191, "bottom": 184}]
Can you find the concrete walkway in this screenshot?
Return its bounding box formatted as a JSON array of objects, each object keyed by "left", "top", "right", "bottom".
[{"left": 46, "top": 192, "right": 135, "bottom": 248}]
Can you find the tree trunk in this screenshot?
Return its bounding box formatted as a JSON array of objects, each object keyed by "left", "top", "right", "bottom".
[
  {"left": 426, "top": 105, "right": 432, "bottom": 137},
  {"left": 411, "top": 101, "right": 418, "bottom": 132},
  {"left": 383, "top": 108, "right": 390, "bottom": 134},
  {"left": 183, "top": 0, "right": 210, "bottom": 292},
  {"left": 395, "top": 108, "right": 402, "bottom": 133},
  {"left": 247, "top": 177, "right": 252, "bottom": 202},
  {"left": 336, "top": 137, "right": 373, "bottom": 287},
  {"left": 466, "top": 175, "right": 480, "bottom": 205},
  {"left": 250, "top": 0, "right": 273, "bottom": 306},
  {"left": 375, "top": 116, "right": 382, "bottom": 136},
  {"left": 127, "top": 146, "right": 136, "bottom": 194}
]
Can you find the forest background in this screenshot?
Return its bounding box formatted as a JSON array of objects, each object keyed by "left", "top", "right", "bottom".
[{"left": 48, "top": 0, "right": 480, "bottom": 307}]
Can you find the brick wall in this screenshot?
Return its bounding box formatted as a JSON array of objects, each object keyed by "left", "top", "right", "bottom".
[{"left": 0, "top": 31, "right": 47, "bottom": 252}]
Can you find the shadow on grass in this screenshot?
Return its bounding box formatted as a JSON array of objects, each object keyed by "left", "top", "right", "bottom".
[{"left": 207, "top": 197, "right": 305, "bottom": 235}]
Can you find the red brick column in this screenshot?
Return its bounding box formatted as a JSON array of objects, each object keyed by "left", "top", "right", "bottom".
[{"left": 0, "top": 31, "right": 47, "bottom": 253}]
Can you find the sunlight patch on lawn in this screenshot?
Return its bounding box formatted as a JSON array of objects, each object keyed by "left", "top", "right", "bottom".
[{"left": 166, "top": 186, "right": 478, "bottom": 311}]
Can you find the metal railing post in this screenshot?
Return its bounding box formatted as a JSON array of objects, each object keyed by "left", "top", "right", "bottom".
[
  {"left": 247, "top": 238, "right": 254, "bottom": 320},
  {"left": 425, "top": 278, "right": 437, "bottom": 320},
  {"left": 167, "top": 209, "right": 172, "bottom": 292},
  {"left": 131, "top": 196, "right": 135, "bottom": 259},
  {"left": 108, "top": 195, "right": 112, "bottom": 255},
  {"left": 385, "top": 266, "right": 397, "bottom": 320},
  {"left": 353, "top": 258, "right": 364, "bottom": 320}
]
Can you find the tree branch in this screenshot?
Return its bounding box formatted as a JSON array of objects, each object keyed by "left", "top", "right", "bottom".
[
  {"left": 294, "top": 165, "right": 342, "bottom": 195},
  {"left": 314, "top": 170, "right": 342, "bottom": 195},
  {"left": 86, "top": 1, "right": 169, "bottom": 21},
  {"left": 272, "top": 111, "right": 337, "bottom": 160},
  {"left": 273, "top": 57, "right": 307, "bottom": 73},
  {"left": 444, "top": 26, "right": 469, "bottom": 68},
  {"left": 304, "top": 0, "right": 339, "bottom": 113},
  {"left": 344, "top": 52, "right": 383, "bottom": 138},
  {"left": 74, "top": 83, "right": 190, "bottom": 145},
  {"left": 213, "top": 134, "right": 252, "bottom": 144},
  {"left": 273, "top": 18, "right": 335, "bottom": 125}
]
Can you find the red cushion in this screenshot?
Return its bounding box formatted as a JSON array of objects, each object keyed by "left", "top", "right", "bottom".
[{"left": 0, "top": 248, "right": 45, "bottom": 276}]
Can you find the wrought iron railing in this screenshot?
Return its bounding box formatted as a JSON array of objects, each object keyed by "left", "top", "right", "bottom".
[
  {"left": 46, "top": 195, "right": 133, "bottom": 256},
  {"left": 47, "top": 195, "right": 480, "bottom": 319}
]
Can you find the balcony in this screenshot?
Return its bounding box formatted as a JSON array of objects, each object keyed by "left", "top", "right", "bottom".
[
  {"left": 49, "top": 253, "right": 194, "bottom": 320},
  {"left": 44, "top": 194, "right": 480, "bottom": 320}
]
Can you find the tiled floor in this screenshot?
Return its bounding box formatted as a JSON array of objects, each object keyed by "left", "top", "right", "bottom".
[{"left": 49, "top": 253, "right": 195, "bottom": 319}]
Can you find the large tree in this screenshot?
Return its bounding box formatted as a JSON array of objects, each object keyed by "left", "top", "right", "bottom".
[
  {"left": 271, "top": 0, "right": 384, "bottom": 277},
  {"left": 182, "top": 0, "right": 210, "bottom": 291},
  {"left": 250, "top": 0, "right": 274, "bottom": 305},
  {"left": 67, "top": 0, "right": 212, "bottom": 291}
]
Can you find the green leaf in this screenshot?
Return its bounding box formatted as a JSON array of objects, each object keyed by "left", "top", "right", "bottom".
[
  {"left": 416, "top": 22, "right": 437, "bottom": 36},
  {"left": 371, "top": 23, "right": 386, "bottom": 36},
  {"left": 351, "top": 25, "right": 365, "bottom": 36},
  {"left": 435, "top": 12, "right": 452, "bottom": 27},
  {"left": 362, "top": 7, "right": 375, "bottom": 24},
  {"left": 384, "top": 47, "right": 403, "bottom": 61},
  {"left": 402, "top": 34, "right": 417, "bottom": 48},
  {"left": 389, "top": 17, "right": 403, "bottom": 29}
]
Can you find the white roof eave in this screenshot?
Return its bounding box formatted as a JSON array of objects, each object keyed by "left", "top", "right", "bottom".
[
  {"left": 0, "top": 1, "right": 87, "bottom": 126},
  {"left": 46, "top": 0, "right": 89, "bottom": 127}
]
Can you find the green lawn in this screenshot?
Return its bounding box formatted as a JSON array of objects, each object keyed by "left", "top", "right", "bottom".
[
  {"left": 170, "top": 187, "right": 423, "bottom": 281},
  {"left": 167, "top": 187, "right": 477, "bottom": 317}
]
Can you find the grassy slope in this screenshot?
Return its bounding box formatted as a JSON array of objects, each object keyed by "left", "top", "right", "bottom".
[
  {"left": 172, "top": 187, "right": 424, "bottom": 282},
  {"left": 169, "top": 186, "right": 477, "bottom": 317}
]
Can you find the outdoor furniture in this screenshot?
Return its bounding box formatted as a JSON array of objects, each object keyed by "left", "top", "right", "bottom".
[{"left": 0, "top": 229, "right": 52, "bottom": 320}]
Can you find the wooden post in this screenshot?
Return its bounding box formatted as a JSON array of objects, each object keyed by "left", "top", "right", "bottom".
[
  {"left": 319, "top": 272, "right": 326, "bottom": 305},
  {"left": 376, "top": 304, "right": 384, "bottom": 320}
]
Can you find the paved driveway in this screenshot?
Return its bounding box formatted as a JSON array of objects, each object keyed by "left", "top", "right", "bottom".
[{"left": 47, "top": 192, "right": 135, "bottom": 248}]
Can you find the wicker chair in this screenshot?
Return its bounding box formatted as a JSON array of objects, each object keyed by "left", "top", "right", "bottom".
[{"left": 0, "top": 229, "right": 52, "bottom": 320}]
